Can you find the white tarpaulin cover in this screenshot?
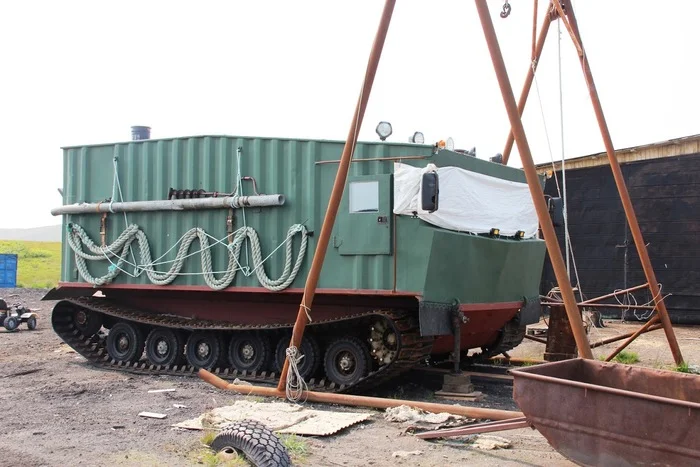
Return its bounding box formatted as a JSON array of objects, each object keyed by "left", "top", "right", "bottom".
[{"left": 393, "top": 162, "right": 538, "bottom": 237}]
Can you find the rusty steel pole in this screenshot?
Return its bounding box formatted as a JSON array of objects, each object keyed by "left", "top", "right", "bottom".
[
  {"left": 563, "top": 0, "right": 684, "bottom": 365},
  {"left": 604, "top": 316, "right": 661, "bottom": 362},
  {"left": 531, "top": 0, "right": 539, "bottom": 61},
  {"left": 277, "top": 0, "right": 397, "bottom": 391},
  {"left": 200, "top": 370, "right": 524, "bottom": 421},
  {"left": 502, "top": 9, "right": 554, "bottom": 165},
  {"left": 475, "top": 0, "right": 592, "bottom": 359}
]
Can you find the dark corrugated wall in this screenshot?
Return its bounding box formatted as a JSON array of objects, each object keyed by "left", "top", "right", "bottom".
[{"left": 541, "top": 153, "right": 700, "bottom": 324}]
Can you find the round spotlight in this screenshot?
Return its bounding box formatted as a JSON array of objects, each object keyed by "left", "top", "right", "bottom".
[
  {"left": 410, "top": 131, "right": 425, "bottom": 144},
  {"left": 375, "top": 121, "right": 393, "bottom": 141},
  {"left": 446, "top": 137, "right": 455, "bottom": 151}
]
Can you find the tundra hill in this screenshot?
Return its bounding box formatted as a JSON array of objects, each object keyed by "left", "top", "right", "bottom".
[{"left": 0, "top": 225, "right": 62, "bottom": 242}]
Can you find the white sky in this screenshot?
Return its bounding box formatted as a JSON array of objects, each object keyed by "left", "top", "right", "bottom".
[{"left": 1, "top": 1, "right": 698, "bottom": 228}]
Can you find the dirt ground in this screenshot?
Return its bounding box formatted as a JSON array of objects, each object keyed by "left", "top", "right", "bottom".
[{"left": 1, "top": 288, "right": 698, "bottom": 467}]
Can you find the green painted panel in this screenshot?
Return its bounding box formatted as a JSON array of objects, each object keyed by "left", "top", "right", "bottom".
[
  {"left": 58, "top": 134, "right": 547, "bottom": 305},
  {"left": 60, "top": 135, "right": 435, "bottom": 291},
  {"left": 338, "top": 174, "right": 392, "bottom": 255},
  {"left": 421, "top": 230, "right": 547, "bottom": 304}
]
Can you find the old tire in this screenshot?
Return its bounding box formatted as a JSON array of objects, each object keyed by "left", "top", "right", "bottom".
[
  {"left": 211, "top": 420, "right": 291, "bottom": 467},
  {"left": 3, "top": 316, "right": 19, "bottom": 332},
  {"left": 73, "top": 308, "right": 103, "bottom": 337},
  {"left": 26, "top": 316, "right": 37, "bottom": 330},
  {"left": 186, "top": 332, "right": 224, "bottom": 369},
  {"left": 274, "top": 334, "right": 320, "bottom": 379},
  {"left": 323, "top": 336, "right": 371, "bottom": 387},
  {"left": 228, "top": 332, "right": 271, "bottom": 373},
  {"left": 106, "top": 322, "right": 145, "bottom": 363},
  {"left": 145, "top": 328, "right": 185, "bottom": 367}
]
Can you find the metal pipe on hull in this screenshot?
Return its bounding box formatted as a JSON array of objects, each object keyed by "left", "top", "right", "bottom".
[
  {"left": 475, "top": 0, "right": 592, "bottom": 359},
  {"left": 50, "top": 194, "right": 285, "bottom": 216}
]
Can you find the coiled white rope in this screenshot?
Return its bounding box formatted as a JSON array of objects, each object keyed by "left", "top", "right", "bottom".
[
  {"left": 66, "top": 222, "right": 308, "bottom": 291},
  {"left": 284, "top": 346, "right": 308, "bottom": 403}
]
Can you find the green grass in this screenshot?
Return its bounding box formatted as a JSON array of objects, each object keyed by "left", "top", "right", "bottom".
[
  {"left": 279, "top": 433, "right": 309, "bottom": 464},
  {"left": 197, "top": 431, "right": 248, "bottom": 466},
  {"left": 674, "top": 361, "right": 691, "bottom": 373},
  {"left": 194, "top": 449, "right": 248, "bottom": 467},
  {"left": 200, "top": 430, "right": 217, "bottom": 447},
  {"left": 0, "top": 240, "right": 61, "bottom": 288},
  {"left": 613, "top": 350, "right": 640, "bottom": 365}
]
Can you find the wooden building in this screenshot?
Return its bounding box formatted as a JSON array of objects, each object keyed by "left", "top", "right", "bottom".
[{"left": 536, "top": 134, "right": 700, "bottom": 324}]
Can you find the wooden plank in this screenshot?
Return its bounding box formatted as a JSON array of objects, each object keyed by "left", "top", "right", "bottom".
[
  {"left": 435, "top": 390, "right": 484, "bottom": 402},
  {"left": 138, "top": 412, "right": 167, "bottom": 419},
  {"left": 463, "top": 371, "right": 513, "bottom": 381}
]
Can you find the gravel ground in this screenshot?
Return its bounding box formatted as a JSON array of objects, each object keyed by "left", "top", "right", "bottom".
[{"left": 1, "top": 288, "right": 697, "bottom": 466}]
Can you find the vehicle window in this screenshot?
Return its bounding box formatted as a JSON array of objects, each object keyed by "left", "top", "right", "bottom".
[{"left": 349, "top": 180, "right": 379, "bottom": 213}]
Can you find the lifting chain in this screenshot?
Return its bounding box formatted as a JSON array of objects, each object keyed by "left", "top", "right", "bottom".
[{"left": 500, "top": 0, "right": 512, "bottom": 18}]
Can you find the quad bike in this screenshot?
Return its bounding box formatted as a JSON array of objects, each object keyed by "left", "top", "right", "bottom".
[{"left": 0, "top": 298, "right": 38, "bottom": 332}]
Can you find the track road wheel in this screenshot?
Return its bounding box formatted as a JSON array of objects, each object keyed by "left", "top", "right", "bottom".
[
  {"left": 211, "top": 420, "right": 291, "bottom": 467},
  {"left": 274, "top": 334, "right": 320, "bottom": 380},
  {"left": 106, "top": 322, "right": 145, "bottom": 363},
  {"left": 228, "top": 332, "right": 271, "bottom": 373},
  {"left": 3, "top": 316, "right": 19, "bottom": 332},
  {"left": 145, "top": 328, "right": 185, "bottom": 367},
  {"left": 26, "top": 316, "right": 37, "bottom": 330},
  {"left": 186, "top": 332, "right": 224, "bottom": 369},
  {"left": 323, "top": 336, "right": 371, "bottom": 387},
  {"left": 73, "top": 308, "right": 103, "bottom": 337}
]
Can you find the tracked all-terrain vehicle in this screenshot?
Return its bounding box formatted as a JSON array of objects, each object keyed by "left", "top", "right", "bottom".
[{"left": 44, "top": 131, "right": 547, "bottom": 393}]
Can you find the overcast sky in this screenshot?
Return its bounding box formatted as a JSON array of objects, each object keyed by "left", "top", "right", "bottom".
[{"left": 1, "top": 1, "right": 698, "bottom": 228}]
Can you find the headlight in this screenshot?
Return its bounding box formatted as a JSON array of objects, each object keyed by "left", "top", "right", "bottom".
[
  {"left": 410, "top": 131, "right": 425, "bottom": 144},
  {"left": 375, "top": 121, "right": 393, "bottom": 141}
]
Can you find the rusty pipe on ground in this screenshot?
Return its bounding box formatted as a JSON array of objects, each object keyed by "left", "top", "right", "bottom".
[
  {"left": 502, "top": 8, "right": 553, "bottom": 165},
  {"left": 579, "top": 283, "right": 649, "bottom": 305},
  {"left": 604, "top": 316, "right": 660, "bottom": 362},
  {"left": 475, "top": 0, "right": 592, "bottom": 359},
  {"left": 541, "top": 302, "right": 656, "bottom": 310},
  {"left": 590, "top": 323, "right": 663, "bottom": 349},
  {"left": 523, "top": 334, "right": 548, "bottom": 345},
  {"left": 199, "top": 369, "right": 523, "bottom": 420},
  {"left": 277, "top": 0, "right": 397, "bottom": 391},
  {"left": 490, "top": 356, "right": 546, "bottom": 365},
  {"left": 563, "top": 0, "right": 684, "bottom": 365},
  {"left": 417, "top": 417, "right": 531, "bottom": 439}
]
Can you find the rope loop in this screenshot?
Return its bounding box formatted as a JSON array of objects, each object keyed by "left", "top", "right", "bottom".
[
  {"left": 284, "top": 346, "right": 308, "bottom": 403},
  {"left": 66, "top": 222, "right": 308, "bottom": 291}
]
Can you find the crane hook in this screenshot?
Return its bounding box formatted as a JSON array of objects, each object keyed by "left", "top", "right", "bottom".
[{"left": 500, "top": 0, "right": 512, "bottom": 18}]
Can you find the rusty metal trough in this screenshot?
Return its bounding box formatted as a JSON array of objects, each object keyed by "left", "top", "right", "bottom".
[{"left": 510, "top": 359, "right": 700, "bottom": 467}]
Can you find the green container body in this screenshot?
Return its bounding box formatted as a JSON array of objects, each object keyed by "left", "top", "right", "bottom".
[{"left": 59, "top": 135, "right": 546, "bottom": 306}]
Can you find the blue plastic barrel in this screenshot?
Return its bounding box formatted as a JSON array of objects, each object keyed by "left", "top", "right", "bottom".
[
  {"left": 131, "top": 126, "right": 151, "bottom": 141},
  {"left": 0, "top": 254, "right": 18, "bottom": 288}
]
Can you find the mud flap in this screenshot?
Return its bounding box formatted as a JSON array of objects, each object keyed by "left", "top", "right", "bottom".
[
  {"left": 418, "top": 301, "right": 459, "bottom": 336},
  {"left": 517, "top": 295, "right": 542, "bottom": 326}
]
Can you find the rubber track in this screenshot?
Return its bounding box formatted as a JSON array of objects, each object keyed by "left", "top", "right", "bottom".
[
  {"left": 51, "top": 298, "right": 433, "bottom": 394},
  {"left": 472, "top": 319, "right": 527, "bottom": 361}
]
